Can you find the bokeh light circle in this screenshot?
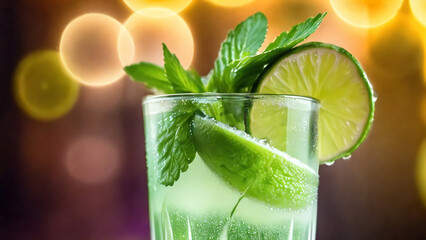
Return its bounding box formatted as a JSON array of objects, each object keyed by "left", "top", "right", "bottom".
[
  {"left": 260, "top": 0, "right": 368, "bottom": 59},
  {"left": 410, "top": 0, "right": 426, "bottom": 26},
  {"left": 65, "top": 135, "right": 121, "bottom": 184},
  {"left": 60, "top": 13, "right": 134, "bottom": 87},
  {"left": 416, "top": 140, "right": 426, "bottom": 208},
  {"left": 368, "top": 16, "right": 423, "bottom": 77},
  {"left": 330, "top": 0, "right": 404, "bottom": 28},
  {"left": 207, "top": 0, "right": 254, "bottom": 8},
  {"left": 14, "top": 51, "right": 80, "bottom": 121},
  {"left": 421, "top": 96, "right": 426, "bottom": 125},
  {"left": 122, "top": 8, "right": 194, "bottom": 68},
  {"left": 123, "top": 0, "right": 192, "bottom": 15}
]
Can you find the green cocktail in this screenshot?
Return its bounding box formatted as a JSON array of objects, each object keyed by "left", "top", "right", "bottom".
[
  {"left": 126, "top": 11, "right": 375, "bottom": 240},
  {"left": 143, "top": 94, "right": 319, "bottom": 239}
]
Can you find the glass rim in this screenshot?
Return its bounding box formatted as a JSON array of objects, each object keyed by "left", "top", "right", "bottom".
[{"left": 143, "top": 93, "right": 319, "bottom": 104}]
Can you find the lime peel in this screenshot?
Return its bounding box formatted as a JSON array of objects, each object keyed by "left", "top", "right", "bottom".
[{"left": 253, "top": 42, "right": 375, "bottom": 163}]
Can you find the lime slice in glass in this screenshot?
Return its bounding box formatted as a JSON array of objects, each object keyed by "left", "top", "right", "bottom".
[
  {"left": 253, "top": 42, "right": 375, "bottom": 163},
  {"left": 192, "top": 113, "right": 318, "bottom": 210}
]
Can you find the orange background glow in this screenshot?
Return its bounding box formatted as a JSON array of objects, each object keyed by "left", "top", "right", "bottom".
[{"left": 1, "top": 0, "right": 426, "bottom": 239}]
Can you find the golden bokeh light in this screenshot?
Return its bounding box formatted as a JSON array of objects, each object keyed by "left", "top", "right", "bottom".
[
  {"left": 309, "top": 11, "right": 368, "bottom": 60},
  {"left": 330, "top": 0, "right": 404, "bottom": 28},
  {"left": 259, "top": 0, "right": 368, "bottom": 60},
  {"left": 416, "top": 139, "right": 426, "bottom": 208},
  {"left": 60, "top": 13, "right": 134, "bottom": 87},
  {"left": 14, "top": 51, "right": 80, "bottom": 121},
  {"left": 420, "top": 96, "right": 426, "bottom": 125},
  {"left": 415, "top": 22, "right": 426, "bottom": 87},
  {"left": 65, "top": 135, "right": 121, "bottom": 184},
  {"left": 410, "top": 0, "right": 426, "bottom": 26},
  {"left": 369, "top": 16, "right": 423, "bottom": 76},
  {"left": 122, "top": 8, "right": 194, "bottom": 68},
  {"left": 416, "top": 24, "right": 426, "bottom": 86},
  {"left": 122, "top": 0, "right": 192, "bottom": 15},
  {"left": 207, "top": 0, "right": 255, "bottom": 8}
]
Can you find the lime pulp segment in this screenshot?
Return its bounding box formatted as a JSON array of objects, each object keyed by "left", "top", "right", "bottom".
[
  {"left": 253, "top": 42, "right": 374, "bottom": 163},
  {"left": 192, "top": 114, "right": 318, "bottom": 210}
]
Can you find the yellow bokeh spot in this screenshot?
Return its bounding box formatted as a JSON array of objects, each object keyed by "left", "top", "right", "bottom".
[
  {"left": 207, "top": 0, "right": 254, "bottom": 8},
  {"left": 416, "top": 140, "right": 426, "bottom": 208},
  {"left": 260, "top": 0, "right": 368, "bottom": 60},
  {"left": 330, "top": 0, "right": 404, "bottom": 28},
  {"left": 14, "top": 51, "right": 79, "bottom": 121},
  {"left": 410, "top": 0, "right": 426, "bottom": 26},
  {"left": 122, "top": 0, "right": 192, "bottom": 15},
  {"left": 60, "top": 13, "right": 135, "bottom": 87},
  {"left": 368, "top": 16, "right": 422, "bottom": 76},
  {"left": 420, "top": 96, "right": 426, "bottom": 125},
  {"left": 416, "top": 22, "right": 426, "bottom": 86},
  {"left": 122, "top": 8, "right": 194, "bottom": 68}
]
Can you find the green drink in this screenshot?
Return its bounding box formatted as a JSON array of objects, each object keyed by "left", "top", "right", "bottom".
[
  {"left": 143, "top": 94, "right": 320, "bottom": 240},
  {"left": 126, "top": 12, "right": 375, "bottom": 240}
]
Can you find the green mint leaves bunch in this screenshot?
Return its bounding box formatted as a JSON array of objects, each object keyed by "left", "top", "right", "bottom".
[{"left": 125, "top": 12, "right": 326, "bottom": 186}]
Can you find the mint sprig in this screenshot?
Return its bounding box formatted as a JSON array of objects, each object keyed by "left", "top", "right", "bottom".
[
  {"left": 125, "top": 12, "right": 326, "bottom": 186},
  {"left": 221, "top": 12, "right": 327, "bottom": 92},
  {"left": 207, "top": 12, "right": 268, "bottom": 92},
  {"left": 265, "top": 13, "right": 326, "bottom": 51},
  {"left": 123, "top": 45, "right": 205, "bottom": 93},
  {"left": 163, "top": 44, "right": 205, "bottom": 93}
]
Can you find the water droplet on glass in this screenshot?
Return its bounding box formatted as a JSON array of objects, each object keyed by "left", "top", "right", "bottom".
[
  {"left": 373, "top": 92, "right": 378, "bottom": 103},
  {"left": 325, "top": 161, "right": 335, "bottom": 166}
]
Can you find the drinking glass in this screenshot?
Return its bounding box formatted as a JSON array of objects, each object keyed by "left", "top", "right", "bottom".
[{"left": 143, "top": 93, "right": 319, "bottom": 240}]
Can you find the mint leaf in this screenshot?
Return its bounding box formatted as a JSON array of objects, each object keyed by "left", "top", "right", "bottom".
[
  {"left": 228, "top": 13, "right": 327, "bottom": 92},
  {"left": 155, "top": 103, "right": 196, "bottom": 186},
  {"left": 124, "top": 62, "right": 174, "bottom": 93},
  {"left": 229, "top": 49, "right": 287, "bottom": 92},
  {"left": 187, "top": 68, "right": 204, "bottom": 90},
  {"left": 163, "top": 44, "right": 205, "bottom": 93},
  {"left": 265, "top": 13, "right": 326, "bottom": 51},
  {"left": 207, "top": 12, "right": 268, "bottom": 92}
]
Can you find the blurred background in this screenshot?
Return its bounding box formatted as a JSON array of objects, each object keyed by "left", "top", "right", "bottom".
[{"left": 1, "top": 0, "right": 426, "bottom": 239}]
